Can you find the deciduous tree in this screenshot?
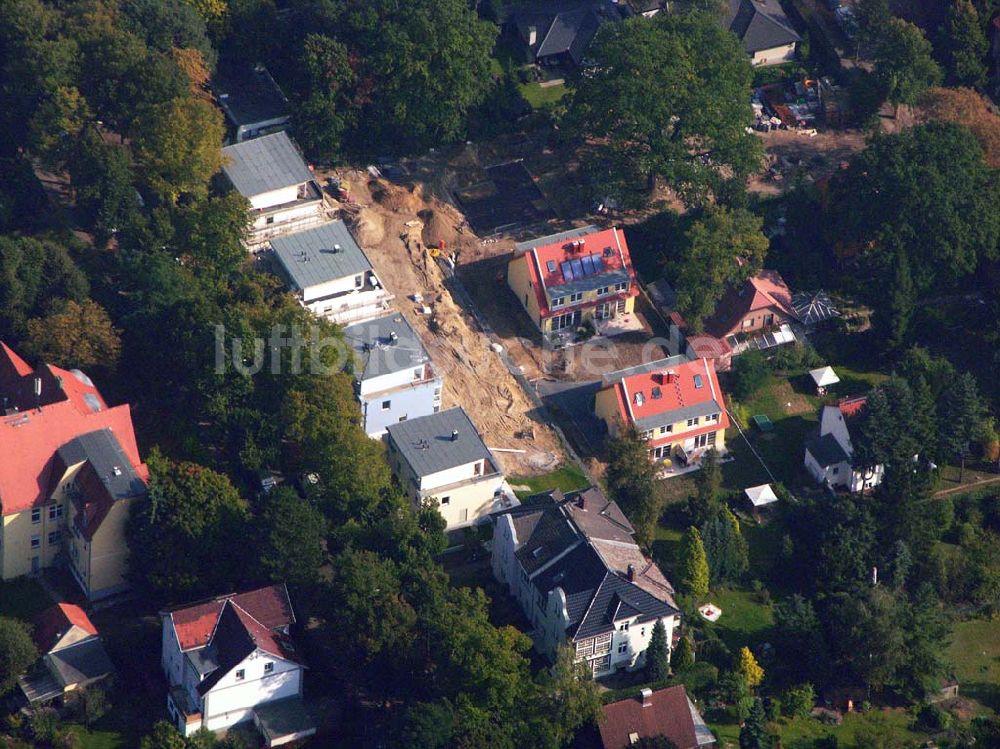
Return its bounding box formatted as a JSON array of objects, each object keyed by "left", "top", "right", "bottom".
[
  {"left": 24, "top": 299, "right": 122, "bottom": 371},
  {"left": 671, "top": 207, "right": 769, "bottom": 332},
  {"left": 689, "top": 447, "right": 722, "bottom": 526},
  {"left": 565, "top": 12, "right": 761, "bottom": 207},
  {"left": 606, "top": 428, "right": 660, "bottom": 546},
  {"left": 133, "top": 96, "right": 224, "bottom": 203},
  {"left": 874, "top": 19, "right": 943, "bottom": 112},
  {"left": 0, "top": 616, "right": 37, "bottom": 696},
  {"left": 920, "top": 87, "right": 1000, "bottom": 167},
  {"left": 128, "top": 450, "right": 251, "bottom": 599},
  {"left": 255, "top": 487, "right": 326, "bottom": 588}
]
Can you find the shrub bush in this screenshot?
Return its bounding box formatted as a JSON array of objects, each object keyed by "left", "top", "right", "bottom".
[
  {"left": 783, "top": 683, "right": 816, "bottom": 718},
  {"left": 732, "top": 351, "right": 770, "bottom": 401}
]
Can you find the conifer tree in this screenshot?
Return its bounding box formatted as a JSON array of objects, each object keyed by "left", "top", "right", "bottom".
[
  {"left": 680, "top": 527, "right": 710, "bottom": 597},
  {"left": 645, "top": 619, "right": 671, "bottom": 682}
]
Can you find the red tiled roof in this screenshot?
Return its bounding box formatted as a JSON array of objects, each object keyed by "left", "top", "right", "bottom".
[
  {"left": 518, "top": 227, "right": 639, "bottom": 318},
  {"left": 607, "top": 358, "right": 729, "bottom": 431},
  {"left": 0, "top": 343, "right": 145, "bottom": 516},
  {"left": 838, "top": 395, "right": 867, "bottom": 418},
  {"left": 33, "top": 603, "right": 98, "bottom": 653},
  {"left": 703, "top": 270, "right": 797, "bottom": 339},
  {"left": 170, "top": 584, "right": 295, "bottom": 651},
  {"left": 599, "top": 685, "right": 699, "bottom": 749}
]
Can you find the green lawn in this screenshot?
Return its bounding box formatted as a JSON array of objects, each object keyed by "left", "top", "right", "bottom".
[
  {"left": 710, "top": 708, "right": 923, "bottom": 749},
  {"left": 72, "top": 726, "right": 125, "bottom": 749},
  {"left": 947, "top": 618, "right": 1000, "bottom": 716},
  {"left": 0, "top": 576, "right": 53, "bottom": 620},
  {"left": 510, "top": 463, "right": 589, "bottom": 499},
  {"left": 705, "top": 588, "right": 775, "bottom": 653},
  {"left": 519, "top": 81, "right": 567, "bottom": 109}
]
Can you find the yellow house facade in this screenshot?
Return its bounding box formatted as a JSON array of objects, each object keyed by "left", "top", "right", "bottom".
[
  {"left": 594, "top": 357, "right": 731, "bottom": 464},
  {"left": 0, "top": 344, "right": 147, "bottom": 600},
  {"left": 507, "top": 226, "right": 640, "bottom": 336}
]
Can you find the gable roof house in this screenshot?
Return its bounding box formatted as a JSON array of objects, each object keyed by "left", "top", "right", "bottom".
[
  {"left": 492, "top": 487, "right": 680, "bottom": 677},
  {"left": 270, "top": 220, "right": 392, "bottom": 326},
  {"left": 666, "top": 271, "right": 800, "bottom": 370},
  {"left": 343, "top": 313, "right": 443, "bottom": 437},
  {"left": 596, "top": 685, "right": 716, "bottom": 749},
  {"left": 18, "top": 603, "right": 115, "bottom": 705},
  {"left": 804, "top": 396, "right": 884, "bottom": 493},
  {"left": 725, "top": 0, "right": 801, "bottom": 66},
  {"left": 212, "top": 65, "right": 291, "bottom": 143},
  {"left": 0, "top": 343, "right": 148, "bottom": 601},
  {"left": 386, "top": 407, "right": 512, "bottom": 530},
  {"left": 595, "top": 356, "right": 730, "bottom": 469},
  {"left": 507, "top": 226, "right": 640, "bottom": 339},
  {"left": 512, "top": 1, "right": 625, "bottom": 67},
  {"left": 161, "top": 584, "right": 316, "bottom": 746},
  {"left": 220, "top": 131, "right": 327, "bottom": 251}
]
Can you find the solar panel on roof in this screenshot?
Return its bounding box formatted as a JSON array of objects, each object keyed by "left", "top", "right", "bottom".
[
  {"left": 581, "top": 255, "right": 595, "bottom": 275},
  {"left": 561, "top": 261, "right": 574, "bottom": 281},
  {"left": 570, "top": 258, "right": 584, "bottom": 277},
  {"left": 592, "top": 254, "right": 604, "bottom": 273}
]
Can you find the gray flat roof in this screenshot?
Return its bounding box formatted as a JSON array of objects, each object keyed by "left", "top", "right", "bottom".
[
  {"left": 600, "top": 356, "right": 691, "bottom": 387},
  {"left": 212, "top": 66, "right": 289, "bottom": 128},
  {"left": 343, "top": 313, "right": 431, "bottom": 381},
  {"left": 633, "top": 399, "right": 724, "bottom": 433},
  {"left": 221, "top": 131, "right": 313, "bottom": 197},
  {"left": 271, "top": 221, "right": 373, "bottom": 291},
  {"left": 387, "top": 407, "right": 494, "bottom": 477}
]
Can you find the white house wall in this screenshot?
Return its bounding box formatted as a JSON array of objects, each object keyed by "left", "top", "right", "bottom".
[
  {"left": 422, "top": 460, "right": 490, "bottom": 491},
  {"left": 202, "top": 651, "right": 301, "bottom": 732},
  {"left": 249, "top": 186, "right": 299, "bottom": 211},
  {"left": 426, "top": 476, "right": 504, "bottom": 529},
  {"left": 752, "top": 43, "right": 796, "bottom": 66},
  {"left": 161, "top": 619, "right": 185, "bottom": 690},
  {"left": 359, "top": 363, "right": 428, "bottom": 398}
]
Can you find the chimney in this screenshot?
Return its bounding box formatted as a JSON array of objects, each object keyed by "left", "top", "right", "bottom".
[
  {"left": 451, "top": 429, "right": 458, "bottom": 441},
  {"left": 640, "top": 688, "right": 653, "bottom": 707},
  {"left": 627, "top": 564, "right": 635, "bottom": 582},
  {"left": 528, "top": 26, "right": 537, "bottom": 46},
  {"left": 577, "top": 494, "right": 586, "bottom": 509}
]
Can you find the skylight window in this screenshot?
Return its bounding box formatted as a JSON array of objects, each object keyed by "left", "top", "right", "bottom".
[
  {"left": 694, "top": 374, "right": 704, "bottom": 389},
  {"left": 651, "top": 387, "right": 662, "bottom": 399},
  {"left": 634, "top": 392, "right": 645, "bottom": 406},
  {"left": 546, "top": 260, "right": 556, "bottom": 273}
]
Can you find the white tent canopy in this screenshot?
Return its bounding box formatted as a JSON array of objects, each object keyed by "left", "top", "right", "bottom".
[
  {"left": 809, "top": 366, "right": 840, "bottom": 388},
  {"left": 745, "top": 484, "right": 779, "bottom": 508}
]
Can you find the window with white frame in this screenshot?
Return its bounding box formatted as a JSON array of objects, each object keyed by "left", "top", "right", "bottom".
[
  {"left": 569, "top": 292, "right": 583, "bottom": 302},
  {"left": 49, "top": 504, "right": 63, "bottom": 521},
  {"left": 264, "top": 662, "right": 274, "bottom": 675},
  {"left": 615, "top": 282, "right": 628, "bottom": 292},
  {"left": 235, "top": 669, "right": 245, "bottom": 681},
  {"left": 381, "top": 400, "right": 391, "bottom": 411},
  {"left": 687, "top": 417, "right": 698, "bottom": 427},
  {"left": 619, "top": 621, "right": 630, "bottom": 632},
  {"left": 618, "top": 642, "right": 628, "bottom": 654},
  {"left": 597, "top": 286, "right": 610, "bottom": 296},
  {"left": 551, "top": 296, "right": 565, "bottom": 308},
  {"left": 31, "top": 508, "right": 41, "bottom": 524},
  {"left": 31, "top": 534, "right": 41, "bottom": 549},
  {"left": 48, "top": 531, "right": 61, "bottom": 546}
]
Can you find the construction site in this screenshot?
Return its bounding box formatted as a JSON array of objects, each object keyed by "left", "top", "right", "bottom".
[{"left": 318, "top": 169, "right": 566, "bottom": 478}]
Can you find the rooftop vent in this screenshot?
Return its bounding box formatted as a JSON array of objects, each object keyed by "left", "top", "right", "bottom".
[
  {"left": 450, "top": 429, "right": 458, "bottom": 441},
  {"left": 112, "top": 466, "right": 122, "bottom": 477},
  {"left": 626, "top": 563, "right": 635, "bottom": 582},
  {"left": 640, "top": 688, "right": 653, "bottom": 707},
  {"left": 634, "top": 392, "right": 645, "bottom": 407}
]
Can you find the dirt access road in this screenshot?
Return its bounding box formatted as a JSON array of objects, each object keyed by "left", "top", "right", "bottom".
[
  {"left": 323, "top": 171, "right": 564, "bottom": 477},
  {"left": 748, "top": 128, "right": 867, "bottom": 195}
]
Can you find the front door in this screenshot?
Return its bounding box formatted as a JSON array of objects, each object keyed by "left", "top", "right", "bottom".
[
  {"left": 596, "top": 302, "right": 615, "bottom": 320},
  {"left": 31, "top": 556, "right": 40, "bottom": 573}
]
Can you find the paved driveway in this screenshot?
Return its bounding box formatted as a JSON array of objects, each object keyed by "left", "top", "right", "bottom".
[{"left": 536, "top": 378, "right": 606, "bottom": 459}]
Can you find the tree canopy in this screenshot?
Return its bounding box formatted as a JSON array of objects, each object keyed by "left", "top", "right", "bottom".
[
  {"left": 824, "top": 122, "right": 1000, "bottom": 324},
  {"left": 874, "top": 19, "right": 943, "bottom": 109},
  {"left": 0, "top": 617, "right": 37, "bottom": 696},
  {"left": 564, "top": 12, "right": 762, "bottom": 207},
  {"left": 670, "top": 207, "right": 769, "bottom": 332}
]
